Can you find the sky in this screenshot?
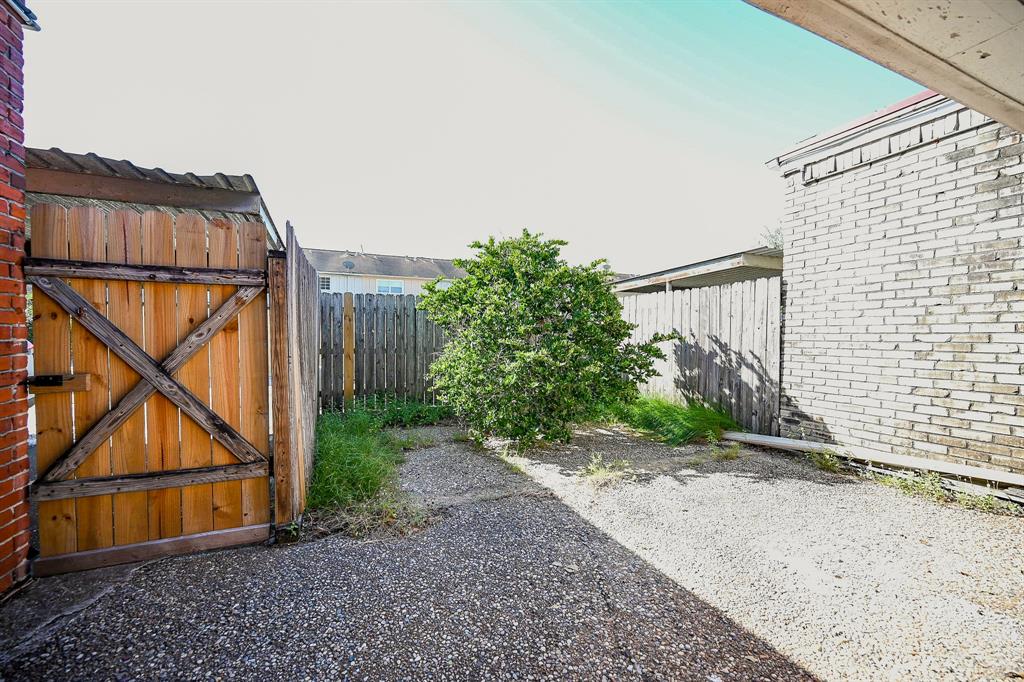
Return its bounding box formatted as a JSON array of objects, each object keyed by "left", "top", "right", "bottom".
[{"left": 24, "top": 0, "right": 923, "bottom": 275}]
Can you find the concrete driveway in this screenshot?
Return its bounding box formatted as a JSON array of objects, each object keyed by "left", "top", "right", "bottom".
[
  {"left": 1, "top": 430, "right": 810, "bottom": 681},
  {"left": 4, "top": 426, "right": 1020, "bottom": 680}
]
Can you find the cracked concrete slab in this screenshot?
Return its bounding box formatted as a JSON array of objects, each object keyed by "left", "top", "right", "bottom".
[{"left": 0, "top": 562, "right": 141, "bottom": 666}]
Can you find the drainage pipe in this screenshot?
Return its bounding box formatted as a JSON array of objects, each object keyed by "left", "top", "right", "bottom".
[{"left": 721, "top": 431, "right": 1024, "bottom": 493}]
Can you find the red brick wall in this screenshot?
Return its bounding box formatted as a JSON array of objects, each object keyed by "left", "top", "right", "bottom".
[{"left": 0, "top": 2, "right": 28, "bottom": 594}]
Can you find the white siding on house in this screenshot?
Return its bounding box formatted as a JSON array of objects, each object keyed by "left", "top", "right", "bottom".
[{"left": 318, "top": 272, "right": 445, "bottom": 295}]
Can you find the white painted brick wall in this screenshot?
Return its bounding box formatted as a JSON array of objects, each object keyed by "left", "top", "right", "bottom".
[{"left": 778, "top": 107, "right": 1024, "bottom": 474}]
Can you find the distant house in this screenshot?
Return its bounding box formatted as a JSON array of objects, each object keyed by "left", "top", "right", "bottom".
[
  {"left": 307, "top": 249, "right": 465, "bottom": 295},
  {"left": 614, "top": 247, "right": 782, "bottom": 294}
]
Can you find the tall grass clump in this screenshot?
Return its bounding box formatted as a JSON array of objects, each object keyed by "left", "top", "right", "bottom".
[
  {"left": 613, "top": 397, "right": 738, "bottom": 445},
  {"left": 307, "top": 409, "right": 403, "bottom": 510}
]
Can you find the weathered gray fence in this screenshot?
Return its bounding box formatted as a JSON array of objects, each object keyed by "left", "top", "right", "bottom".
[
  {"left": 319, "top": 293, "right": 445, "bottom": 408},
  {"left": 276, "top": 223, "right": 320, "bottom": 519},
  {"left": 621, "top": 277, "right": 781, "bottom": 435}
]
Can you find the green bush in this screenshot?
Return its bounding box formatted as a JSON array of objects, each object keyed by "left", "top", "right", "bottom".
[
  {"left": 612, "top": 396, "right": 739, "bottom": 445},
  {"left": 419, "top": 230, "right": 667, "bottom": 446}
]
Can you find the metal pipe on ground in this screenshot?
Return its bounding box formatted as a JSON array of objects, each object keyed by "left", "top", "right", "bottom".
[{"left": 721, "top": 431, "right": 1024, "bottom": 504}]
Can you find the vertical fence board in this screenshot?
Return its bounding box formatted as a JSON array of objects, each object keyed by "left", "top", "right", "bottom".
[
  {"left": 717, "top": 283, "right": 731, "bottom": 414},
  {"left": 404, "top": 296, "right": 416, "bottom": 398},
  {"left": 678, "top": 289, "right": 690, "bottom": 397},
  {"left": 729, "top": 283, "right": 743, "bottom": 424},
  {"left": 176, "top": 215, "right": 214, "bottom": 536},
  {"left": 33, "top": 205, "right": 76, "bottom": 557},
  {"left": 688, "top": 289, "right": 699, "bottom": 397},
  {"left": 319, "top": 296, "right": 332, "bottom": 409},
  {"left": 415, "top": 306, "right": 426, "bottom": 400},
  {"left": 107, "top": 211, "right": 148, "bottom": 546},
  {"left": 67, "top": 208, "right": 113, "bottom": 552},
  {"left": 664, "top": 290, "right": 673, "bottom": 397},
  {"left": 269, "top": 253, "right": 293, "bottom": 525},
  {"left": 709, "top": 286, "right": 720, "bottom": 406},
  {"left": 354, "top": 293, "right": 364, "bottom": 400},
  {"left": 386, "top": 295, "right": 396, "bottom": 395},
  {"left": 376, "top": 296, "right": 386, "bottom": 397},
  {"left": 344, "top": 293, "right": 355, "bottom": 402},
  {"left": 320, "top": 295, "right": 331, "bottom": 408},
  {"left": 395, "top": 295, "right": 405, "bottom": 398},
  {"left": 238, "top": 222, "right": 270, "bottom": 527},
  {"left": 142, "top": 211, "right": 181, "bottom": 540},
  {"left": 337, "top": 294, "right": 347, "bottom": 405},
  {"left": 208, "top": 220, "right": 243, "bottom": 530},
  {"left": 370, "top": 294, "right": 378, "bottom": 398},
  {"left": 767, "top": 276, "right": 781, "bottom": 436},
  {"left": 754, "top": 277, "right": 769, "bottom": 435}
]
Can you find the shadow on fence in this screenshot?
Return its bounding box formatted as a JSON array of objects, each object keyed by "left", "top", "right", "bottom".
[{"left": 623, "top": 278, "right": 781, "bottom": 435}]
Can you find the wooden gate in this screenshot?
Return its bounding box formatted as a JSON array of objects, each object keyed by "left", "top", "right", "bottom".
[{"left": 28, "top": 204, "right": 271, "bottom": 575}]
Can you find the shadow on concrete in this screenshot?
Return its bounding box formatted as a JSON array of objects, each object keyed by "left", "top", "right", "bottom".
[{"left": 1, "top": 435, "right": 818, "bottom": 681}]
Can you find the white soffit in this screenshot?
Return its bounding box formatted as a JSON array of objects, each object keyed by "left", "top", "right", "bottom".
[{"left": 746, "top": 0, "right": 1024, "bottom": 132}]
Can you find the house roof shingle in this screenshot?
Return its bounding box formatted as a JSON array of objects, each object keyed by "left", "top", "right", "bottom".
[{"left": 307, "top": 249, "right": 466, "bottom": 280}]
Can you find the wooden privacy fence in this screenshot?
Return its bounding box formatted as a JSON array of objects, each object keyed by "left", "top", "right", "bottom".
[
  {"left": 621, "top": 277, "right": 781, "bottom": 435},
  {"left": 268, "top": 223, "right": 319, "bottom": 526},
  {"left": 319, "top": 293, "right": 445, "bottom": 407}
]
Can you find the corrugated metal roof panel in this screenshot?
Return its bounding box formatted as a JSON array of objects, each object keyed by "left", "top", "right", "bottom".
[
  {"left": 25, "top": 147, "right": 283, "bottom": 247},
  {"left": 26, "top": 147, "right": 256, "bottom": 194}
]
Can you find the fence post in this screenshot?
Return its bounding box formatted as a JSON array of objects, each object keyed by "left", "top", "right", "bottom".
[
  {"left": 343, "top": 292, "right": 355, "bottom": 402},
  {"left": 268, "top": 251, "right": 295, "bottom": 528}
]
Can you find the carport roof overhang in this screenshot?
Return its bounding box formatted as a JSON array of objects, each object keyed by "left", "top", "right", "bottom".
[
  {"left": 745, "top": 0, "right": 1024, "bottom": 132},
  {"left": 614, "top": 248, "right": 783, "bottom": 294}
]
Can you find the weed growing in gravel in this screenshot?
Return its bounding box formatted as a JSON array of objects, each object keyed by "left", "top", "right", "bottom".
[
  {"left": 807, "top": 449, "right": 844, "bottom": 473},
  {"left": 610, "top": 397, "right": 738, "bottom": 446},
  {"left": 391, "top": 431, "right": 436, "bottom": 450},
  {"left": 500, "top": 458, "right": 526, "bottom": 475},
  {"left": 876, "top": 471, "right": 947, "bottom": 502},
  {"left": 953, "top": 492, "right": 1021, "bottom": 515},
  {"left": 582, "top": 454, "right": 631, "bottom": 487},
  {"left": 711, "top": 443, "right": 742, "bottom": 461},
  {"left": 308, "top": 409, "right": 432, "bottom": 537},
  {"left": 305, "top": 493, "right": 430, "bottom": 539},
  {"left": 872, "top": 471, "right": 1023, "bottom": 516},
  {"left": 684, "top": 454, "right": 709, "bottom": 467},
  {"left": 492, "top": 446, "right": 527, "bottom": 474}
]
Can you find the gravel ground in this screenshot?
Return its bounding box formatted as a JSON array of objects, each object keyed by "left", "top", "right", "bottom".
[
  {"left": 506, "top": 426, "right": 1024, "bottom": 682},
  {"left": 1, "top": 427, "right": 812, "bottom": 681}
]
